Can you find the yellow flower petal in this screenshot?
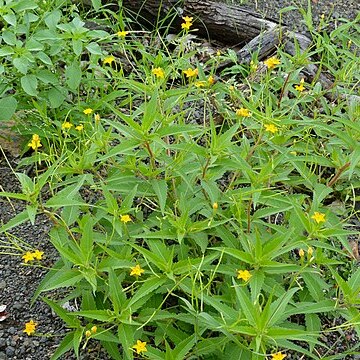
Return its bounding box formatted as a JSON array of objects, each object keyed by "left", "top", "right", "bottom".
[
  {"left": 311, "top": 211, "right": 326, "bottom": 224},
  {"left": 132, "top": 340, "right": 147, "bottom": 354},
  {"left": 237, "top": 269, "right": 252, "bottom": 281}
]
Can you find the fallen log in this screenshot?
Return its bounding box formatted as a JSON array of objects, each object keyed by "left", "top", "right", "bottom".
[{"left": 82, "top": 0, "right": 358, "bottom": 101}]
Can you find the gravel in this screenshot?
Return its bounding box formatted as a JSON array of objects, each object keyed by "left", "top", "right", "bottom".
[{"left": 1, "top": 1, "right": 359, "bottom": 359}]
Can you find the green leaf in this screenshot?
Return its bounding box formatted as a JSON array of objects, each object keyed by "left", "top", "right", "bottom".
[
  {"left": 233, "top": 278, "right": 258, "bottom": 327},
  {"left": 65, "top": 61, "right": 82, "bottom": 91},
  {"left": 151, "top": 179, "right": 167, "bottom": 215},
  {"left": 101, "top": 341, "right": 122, "bottom": 360},
  {"left": 0, "top": 209, "right": 29, "bottom": 233},
  {"left": 312, "top": 183, "right": 333, "bottom": 209},
  {"left": 0, "top": 96, "right": 17, "bottom": 121},
  {"left": 86, "top": 42, "right": 103, "bottom": 55},
  {"left": 73, "top": 310, "right": 114, "bottom": 322},
  {"left": 117, "top": 324, "right": 134, "bottom": 360},
  {"left": 302, "top": 272, "right": 330, "bottom": 302},
  {"left": 267, "top": 288, "right": 299, "bottom": 327},
  {"left": 48, "top": 86, "right": 67, "bottom": 108},
  {"left": 125, "top": 276, "right": 167, "bottom": 310},
  {"left": 21, "top": 74, "right": 38, "bottom": 96},
  {"left": 305, "top": 313, "right": 321, "bottom": 352},
  {"left": 50, "top": 332, "right": 74, "bottom": 360},
  {"left": 42, "top": 297, "right": 80, "bottom": 328},
  {"left": 108, "top": 268, "right": 126, "bottom": 314},
  {"left": 0, "top": 46, "right": 15, "bottom": 57}
]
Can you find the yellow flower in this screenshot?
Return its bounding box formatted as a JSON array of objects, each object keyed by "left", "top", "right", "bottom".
[
  {"left": 182, "top": 16, "right": 193, "bottom": 23},
  {"left": 75, "top": 124, "right": 84, "bottom": 131},
  {"left": 94, "top": 114, "right": 101, "bottom": 122},
  {"left": 83, "top": 108, "right": 93, "bottom": 115},
  {"left": 103, "top": 56, "right": 115, "bottom": 65},
  {"left": 295, "top": 78, "right": 305, "bottom": 92},
  {"left": 22, "top": 251, "right": 35, "bottom": 263},
  {"left": 237, "top": 269, "right": 252, "bottom": 281},
  {"left": 311, "top": 211, "right": 326, "bottom": 224},
  {"left": 130, "top": 264, "right": 145, "bottom": 277},
  {"left": 208, "top": 75, "right": 215, "bottom": 85},
  {"left": 85, "top": 330, "right": 92, "bottom": 337},
  {"left": 91, "top": 326, "right": 97, "bottom": 334},
  {"left": 216, "top": 50, "right": 221, "bottom": 57},
  {"left": 264, "top": 124, "right": 278, "bottom": 134},
  {"left": 183, "top": 68, "right": 198, "bottom": 78},
  {"left": 120, "top": 214, "right": 132, "bottom": 223},
  {"left": 152, "top": 67, "right": 165, "bottom": 79},
  {"left": 32, "top": 249, "right": 44, "bottom": 260},
  {"left": 194, "top": 81, "right": 206, "bottom": 88},
  {"left": 181, "top": 16, "right": 193, "bottom": 30},
  {"left": 61, "top": 121, "right": 73, "bottom": 130},
  {"left": 236, "top": 108, "right": 251, "bottom": 117},
  {"left": 132, "top": 340, "right": 147, "bottom": 355},
  {"left": 28, "top": 134, "right": 42, "bottom": 150},
  {"left": 271, "top": 352, "right": 286, "bottom": 360},
  {"left": 212, "top": 202, "right": 218, "bottom": 210},
  {"left": 23, "top": 320, "right": 37, "bottom": 336},
  {"left": 117, "top": 30, "right": 129, "bottom": 37},
  {"left": 299, "top": 249, "right": 305, "bottom": 257},
  {"left": 264, "top": 56, "right": 281, "bottom": 70},
  {"left": 307, "top": 247, "right": 314, "bottom": 257}
]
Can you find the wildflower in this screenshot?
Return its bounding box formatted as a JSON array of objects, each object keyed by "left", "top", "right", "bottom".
[
  {"left": 307, "top": 247, "right": 314, "bottom": 257},
  {"left": 236, "top": 108, "right": 251, "bottom": 117},
  {"left": 264, "top": 124, "right": 278, "bottom": 134},
  {"left": 28, "top": 134, "right": 42, "bottom": 150},
  {"left": 75, "top": 124, "right": 84, "bottom": 131},
  {"left": 103, "top": 56, "right": 115, "bottom": 65},
  {"left": 212, "top": 202, "right": 218, "bottom": 210},
  {"left": 299, "top": 249, "right": 305, "bottom": 257},
  {"left": 237, "top": 269, "right": 252, "bottom": 281},
  {"left": 183, "top": 68, "right": 198, "bottom": 78},
  {"left": 250, "top": 60, "right": 258, "bottom": 72},
  {"left": 85, "top": 330, "right": 92, "bottom": 337},
  {"left": 94, "top": 114, "right": 101, "bottom": 122},
  {"left": 22, "top": 251, "right": 35, "bottom": 263},
  {"left": 91, "top": 326, "right": 97, "bottom": 334},
  {"left": 271, "top": 352, "right": 286, "bottom": 360},
  {"left": 83, "top": 108, "right": 93, "bottom": 115},
  {"left": 181, "top": 16, "right": 193, "bottom": 30},
  {"left": 132, "top": 340, "right": 147, "bottom": 355},
  {"left": 229, "top": 85, "right": 235, "bottom": 91},
  {"left": 194, "top": 81, "right": 206, "bottom": 88},
  {"left": 130, "top": 264, "right": 145, "bottom": 277},
  {"left": 117, "top": 30, "right": 129, "bottom": 37},
  {"left": 295, "top": 78, "right": 305, "bottom": 92},
  {"left": 23, "top": 320, "right": 37, "bottom": 336},
  {"left": 152, "top": 67, "right": 165, "bottom": 79},
  {"left": 32, "top": 249, "right": 44, "bottom": 260},
  {"left": 216, "top": 50, "right": 221, "bottom": 56},
  {"left": 311, "top": 211, "right": 326, "bottom": 224},
  {"left": 120, "top": 214, "right": 132, "bottom": 223},
  {"left": 264, "top": 56, "right": 281, "bottom": 70},
  {"left": 61, "top": 121, "right": 73, "bottom": 130},
  {"left": 208, "top": 75, "right": 215, "bottom": 85}
]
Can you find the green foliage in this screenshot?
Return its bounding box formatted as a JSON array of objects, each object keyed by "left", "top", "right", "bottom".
[{"left": 0, "top": 1, "right": 359, "bottom": 359}]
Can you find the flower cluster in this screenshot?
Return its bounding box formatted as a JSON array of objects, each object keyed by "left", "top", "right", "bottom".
[
  {"left": 181, "top": 16, "right": 193, "bottom": 31},
  {"left": 264, "top": 56, "right": 281, "bottom": 70},
  {"left": 85, "top": 325, "right": 97, "bottom": 337},
  {"left": 22, "top": 250, "right": 44, "bottom": 263},
  {"left": 28, "top": 134, "right": 42, "bottom": 150}
]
